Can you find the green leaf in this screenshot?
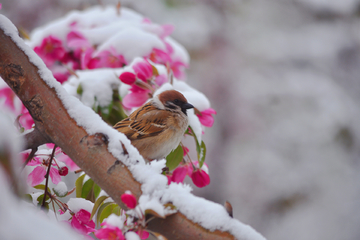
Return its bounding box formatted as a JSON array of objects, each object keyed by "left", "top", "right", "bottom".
[
  {"left": 76, "top": 84, "right": 83, "bottom": 95},
  {"left": 166, "top": 145, "right": 184, "bottom": 171},
  {"left": 97, "top": 202, "right": 117, "bottom": 224},
  {"left": 96, "top": 202, "right": 113, "bottom": 224},
  {"left": 112, "top": 205, "right": 121, "bottom": 216},
  {"left": 75, "top": 174, "right": 86, "bottom": 198},
  {"left": 33, "top": 184, "right": 51, "bottom": 194},
  {"left": 24, "top": 194, "right": 33, "bottom": 203},
  {"left": 90, "top": 195, "right": 109, "bottom": 220},
  {"left": 82, "top": 178, "right": 95, "bottom": 200},
  {"left": 93, "top": 183, "right": 101, "bottom": 200},
  {"left": 198, "top": 141, "right": 207, "bottom": 169},
  {"left": 37, "top": 193, "right": 49, "bottom": 205}
]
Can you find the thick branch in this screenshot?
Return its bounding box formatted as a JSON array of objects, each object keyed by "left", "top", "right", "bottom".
[{"left": 0, "top": 20, "right": 237, "bottom": 239}]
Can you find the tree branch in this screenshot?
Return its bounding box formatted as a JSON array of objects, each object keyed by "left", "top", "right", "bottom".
[{"left": 0, "top": 16, "right": 260, "bottom": 240}]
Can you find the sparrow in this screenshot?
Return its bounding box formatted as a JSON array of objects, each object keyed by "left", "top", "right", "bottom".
[{"left": 114, "top": 90, "right": 194, "bottom": 160}]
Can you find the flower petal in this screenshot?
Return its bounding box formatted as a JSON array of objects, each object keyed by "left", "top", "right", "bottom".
[
  {"left": 122, "top": 91, "right": 149, "bottom": 109},
  {"left": 49, "top": 167, "right": 61, "bottom": 185},
  {"left": 121, "top": 193, "right": 137, "bottom": 209},
  {"left": 119, "top": 72, "right": 136, "bottom": 85},
  {"left": 190, "top": 169, "right": 210, "bottom": 188},
  {"left": 27, "top": 166, "right": 46, "bottom": 187},
  {"left": 171, "top": 166, "right": 188, "bottom": 183}
]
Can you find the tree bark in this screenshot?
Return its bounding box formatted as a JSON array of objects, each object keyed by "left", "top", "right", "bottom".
[{"left": 0, "top": 22, "right": 237, "bottom": 239}]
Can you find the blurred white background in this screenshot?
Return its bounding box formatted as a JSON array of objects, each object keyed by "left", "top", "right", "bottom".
[{"left": 2, "top": 0, "right": 360, "bottom": 239}]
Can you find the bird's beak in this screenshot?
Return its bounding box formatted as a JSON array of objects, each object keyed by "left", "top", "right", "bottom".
[{"left": 183, "top": 103, "right": 194, "bottom": 109}]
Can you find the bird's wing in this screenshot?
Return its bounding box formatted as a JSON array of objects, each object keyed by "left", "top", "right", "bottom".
[{"left": 114, "top": 103, "right": 171, "bottom": 140}]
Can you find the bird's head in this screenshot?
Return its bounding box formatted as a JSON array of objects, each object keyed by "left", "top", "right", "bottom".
[{"left": 156, "top": 90, "right": 194, "bottom": 115}]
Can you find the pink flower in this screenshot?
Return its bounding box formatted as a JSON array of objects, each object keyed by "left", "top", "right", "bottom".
[
  {"left": 95, "top": 224, "right": 125, "bottom": 240},
  {"left": 190, "top": 169, "right": 210, "bottom": 188},
  {"left": 53, "top": 71, "right": 70, "bottom": 84},
  {"left": 71, "top": 209, "right": 95, "bottom": 235},
  {"left": 58, "top": 166, "right": 69, "bottom": 176},
  {"left": 58, "top": 152, "right": 80, "bottom": 171},
  {"left": 0, "top": 87, "right": 34, "bottom": 129},
  {"left": 133, "top": 60, "right": 153, "bottom": 81},
  {"left": 160, "top": 24, "right": 174, "bottom": 39},
  {"left": 27, "top": 157, "right": 61, "bottom": 187},
  {"left": 196, "top": 108, "right": 217, "bottom": 127},
  {"left": 169, "top": 60, "right": 188, "bottom": 79},
  {"left": 137, "top": 230, "right": 150, "bottom": 240},
  {"left": 19, "top": 105, "right": 34, "bottom": 129},
  {"left": 182, "top": 146, "right": 189, "bottom": 156},
  {"left": 122, "top": 86, "right": 150, "bottom": 109},
  {"left": 34, "top": 35, "right": 66, "bottom": 67},
  {"left": 0, "top": 87, "right": 16, "bottom": 111},
  {"left": 121, "top": 192, "right": 137, "bottom": 209},
  {"left": 80, "top": 47, "right": 94, "bottom": 69},
  {"left": 66, "top": 30, "right": 91, "bottom": 59},
  {"left": 119, "top": 72, "right": 136, "bottom": 85},
  {"left": 88, "top": 48, "right": 126, "bottom": 69},
  {"left": 120, "top": 60, "right": 167, "bottom": 109},
  {"left": 169, "top": 165, "right": 190, "bottom": 184},
  {"left": 148, "top": 48, "right": 171, "bottom": 65}
]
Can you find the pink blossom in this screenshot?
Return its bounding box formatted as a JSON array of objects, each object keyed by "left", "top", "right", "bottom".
[
  {"left": 155, "top": 74, "right": 167, "bottom": 86},
  {"left": 53, "top": 71, "right": 70, "bottom": 84},
  {"left": 119, "top": 72, "right": 136, "bottom": 85},
  {"left": 132, "top": 60, "right": 153, "bottom": 81},
  {"left": 46, "top": 144, "right": 80, "bottom": 171},
  {"left": 190, "top": 169, "right": 210, "bottom": 188},
  {"left": 196, "top": 108, "right": 217, "bottom": 127},
  {"left": 71, "top": 209, "right": 95, "bottom": 235},
  {"left": 122, "top": 86, "right": 150, "bottom": 109},
  {"left": 182, "top": 146, "right": 189, "bottom": 156},
  {"left": 148, "top": 48, "right": 171, "bottom": 64},
  {"left": 95, "top": 226, "right": 124, "bottom": 240},
  {"left": 95, "top": 223, "right": 125, "bottom": 240},
  {"left": 137, "top": 230, "right": 150, "bottom": 240},
  {"left": 80, "top": 47, "right": 95, "bottom": 69},
  {"left": 160, "top": 24, "right": 174, "bottom": 39},
  {"left": 34, "top": 35, "right": 66, "bottom": 67},
  {"left": 26, "top": 157, "right": 61, "bottom": 187},
  {"left": 0, "top": 88, "right": 33, "bottom": 130},
  {"left": 170, "top": 60, "right": 188, "bottom": 79},
  {"left": 58, "top": 166, "right": 69, "bottom": 176},
  {"left": 120, "top": 60, "right": 164, "bottom": 108},
  {"left": 121, "top": 192, "right": 137, "bottom": 209},
  {"left": 66, "top": 30, "right": 91, "bottom": 59},
  {"left": 19, "top": 105, "right": 34, "bottom": 130},
  {"left": 0, "top": 87, "right": 16, "bottom": 111},
  {"left": 169, "top": 165, "right": 190, "bottom": 184},
  {"left": 89, "top": 48, "right": 126, "bottom": 69}
]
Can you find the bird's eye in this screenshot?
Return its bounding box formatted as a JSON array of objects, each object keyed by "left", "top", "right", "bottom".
[{"left": 174, "top": 99, "right": 179, "bottom": 104}]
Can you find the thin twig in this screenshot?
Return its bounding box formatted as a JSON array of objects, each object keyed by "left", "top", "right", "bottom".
[{"left": 42, "top": 144, "right": 57, "bottom": 208}]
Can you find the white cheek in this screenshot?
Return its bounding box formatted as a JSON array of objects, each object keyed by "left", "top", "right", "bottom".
[{"left": 152, "top": 96, "right": 165, "bottom": 110}]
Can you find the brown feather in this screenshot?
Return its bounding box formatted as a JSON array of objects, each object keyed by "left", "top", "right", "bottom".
[{"left": 113, "top": 90, "right": 192, "bottom": 160}]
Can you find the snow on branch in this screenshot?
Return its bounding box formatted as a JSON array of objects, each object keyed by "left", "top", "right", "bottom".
[{"left": 0, "top": 10, "right": 265, "bottom": 240}]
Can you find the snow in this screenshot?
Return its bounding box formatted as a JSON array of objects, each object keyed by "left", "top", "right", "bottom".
[
  {"left": 63, "top": 68, "right": 121, "bottom": 108},
  {"left": 125, "top": 231, "right": 140, "bottom": 240},
  {"left": 0, "top": 10, "right": 265, "bottom": 240},
  {"left": 160, "top": 183, "right": 266, "bottom": 240},
  {"left": 104, "top": 213, "right": 125, "bottom": 229},
  {"left": 54, "top": 181, "right": 68, "bottom": 196},
  {"left": 95, "top": 27, "right": 166, "bottom": 63}
]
